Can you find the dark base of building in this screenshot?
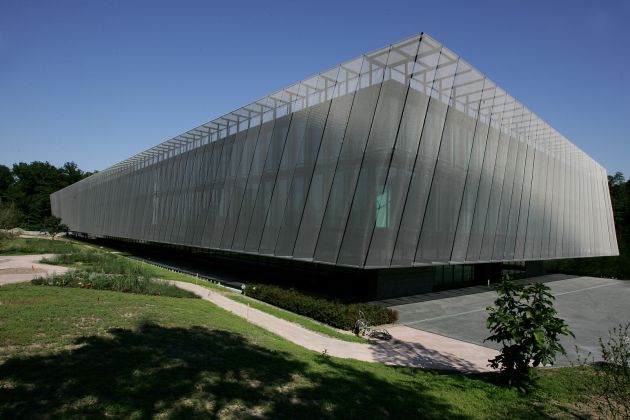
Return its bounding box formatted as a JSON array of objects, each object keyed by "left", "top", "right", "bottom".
[{"left": 69, "top": 233, "right": 545, "bottom": 301}]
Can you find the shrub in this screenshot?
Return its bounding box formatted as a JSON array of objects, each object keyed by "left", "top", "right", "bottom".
[
  {"left": 485, "top": 278, "right": 573, "bottom": 387},
  {"left": 595, "top": 323, "right": 630, "bottom": 418},
  {"left": 32, "top": 270, "right": 198, "bottom": 299},
  {"left": 246, "top": 283, "right": 397, "bottom": 330},
  {"left": 37, "top": 250, "right": 198, "bottom": 299}
]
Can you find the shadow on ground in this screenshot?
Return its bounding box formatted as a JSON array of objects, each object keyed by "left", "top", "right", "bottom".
[
  {"left": 0, "top": 322, "right": 478, "bottom": 418},
  {"left": 370, "top": 339, "right": 479, "bottom": 372}
]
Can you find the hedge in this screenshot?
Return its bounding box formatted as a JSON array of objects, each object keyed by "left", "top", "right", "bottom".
[{"left": 246, "top": 283, "right": 398, "bottom": 330}]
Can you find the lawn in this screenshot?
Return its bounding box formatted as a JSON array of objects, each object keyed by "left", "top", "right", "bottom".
[
  {"left": 0, "top": 283, "right": 602, "bottom": 418},
  {"left": 35, "top": 241, "right": 368, "bottom": 342},
  {"left": 0, "top": 237, "right": 80, "bottom": 255}
]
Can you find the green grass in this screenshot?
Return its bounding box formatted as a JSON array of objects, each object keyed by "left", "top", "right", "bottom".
[
  {"left": 37, "top": 249, "right": 201, "bottom": 298},
  {"left": 230, "top": 294, "right": 366, "bottom": 344},
  {"left": 40, "top": 243, "right": 224, "bottom": 289},
  {"left": 40, "top": 244, "right": 365, "bottom": 340},
  {"left": 0, "top": 237, "right": 80, "bottom": 255},
  {"left": 0, "top": 283, "right": 604, "bottom": 418}
]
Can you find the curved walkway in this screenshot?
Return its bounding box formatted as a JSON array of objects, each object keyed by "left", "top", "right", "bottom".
[{"left": 172, "top": 280, "right": 498, "bottom": 372}]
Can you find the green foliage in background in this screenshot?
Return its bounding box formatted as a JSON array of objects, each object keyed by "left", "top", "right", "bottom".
[{"left": 0, "top": 161, "right": 93, "bottom": 230}]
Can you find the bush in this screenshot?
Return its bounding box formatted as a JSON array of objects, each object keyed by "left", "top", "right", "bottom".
[
  {"left": 246, "top": 283, "right": 397, "bottom": 330},
  {"left": 485, "top": 278, "right": 574, "bottom": 387},
  {"left": 37, "top": 250, "right": 199, "bottom": 299},
  {"left": 32, "top": 270, "right": 198, "bottom": 299},
  {"left": 595, "top": 323, "right": 630, "bottom": 418},
  {"left": 0, "top": 230, "right": 14, "bottom": 240}
]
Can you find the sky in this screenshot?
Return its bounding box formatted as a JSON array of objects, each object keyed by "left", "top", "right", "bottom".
[{"left": 1, "top": 0, "right": 629, "bottom": 176}]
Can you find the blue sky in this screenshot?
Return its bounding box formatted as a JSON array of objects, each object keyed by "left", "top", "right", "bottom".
[{"left": 1, "top": 0, "right": 628, "bottom": 175}]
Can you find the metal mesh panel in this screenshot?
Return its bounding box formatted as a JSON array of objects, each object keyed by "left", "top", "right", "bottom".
[
  {"left": 416, "top": 59, "right": 482, "bottom": 263},
  {"left": 293, "top": 91, "right": 355, "bottom": 259},
  {"left": 49, "top": 32, "right": 618, "bottom": 269}
]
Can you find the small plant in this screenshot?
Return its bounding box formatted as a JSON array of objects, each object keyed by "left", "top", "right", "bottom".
[
  {"left": 41, "top": 216, "right": 69, "bottom": 240},
  {"left": 595, "top": 323, "right": 630, "bottom": 419},
  {"left": 485, "top": 277, "right": 574, "bottom": 387}
]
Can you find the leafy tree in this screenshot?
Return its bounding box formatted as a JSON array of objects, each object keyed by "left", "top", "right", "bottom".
[
  {"left": 485, "top": 278, "right": 574, "bottom": 387},
  {"left": 5, "top": 161, "right": 91, "bottom": 230},
  {"left": 0, "top": 164, "right": 13, "bottom": 204},
  {"left": 609, "top": 171, "right": 626, "bottom": 187},
  {"left": 41, "top": 216, "right": 69, "bottom": 239},
  {"left": 0, "top": 202, "right": 23, "bottom": 229}
]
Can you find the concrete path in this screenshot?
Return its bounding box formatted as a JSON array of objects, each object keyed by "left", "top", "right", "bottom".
[
  {"left": 171, "top": 280, "right": 498, "bottom": 372},
  {"left": 387, "top": 274, "right": 630, "bottom": 366},
  {"left": 0, "top": 254, "right": 70, "bottom": 285}
]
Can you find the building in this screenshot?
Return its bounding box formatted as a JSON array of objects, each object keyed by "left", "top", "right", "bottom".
[{"left": 51, "top": 33, "right": 618, "bottom": 298}]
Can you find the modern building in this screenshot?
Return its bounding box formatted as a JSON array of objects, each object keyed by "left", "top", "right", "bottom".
[{"left": 51, "top": 33, "right": 618, "bottom": 298}]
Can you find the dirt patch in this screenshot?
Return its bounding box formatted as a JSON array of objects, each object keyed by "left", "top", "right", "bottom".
[{"left": 0, "top": 268, "right": 46, "bottom": 275}]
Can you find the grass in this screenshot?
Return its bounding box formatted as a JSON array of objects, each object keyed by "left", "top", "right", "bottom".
[
  {"left": 41, "top": 246, "right": 227, "bottom": 293},
  {"left": 229, "top": 294, "right": 366, "bottom": 344},
  {"left": 0, "top": 283, "right": 606, "bottom": 418},
  {"left": 33, "top": 271, "right": 198, "bottom": 299},
  {"left": 39, "top": 244, "right": 366, "bottom": 341},
  {"left": 39, "top": 243, "right": 368, "bottom": 342},
  {"left": 37, "top": 249, "right": 199, "bottom": 298},
  {"left": 0, "top": 237, "right": 80, "bottom": 255}
]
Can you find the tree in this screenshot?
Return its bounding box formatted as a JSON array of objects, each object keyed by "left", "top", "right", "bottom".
[
  {"left": 0, "top": 164, "right": 13, "bottom": 204},
  {"left": 609, "top": 171, "right": 626, "bottom": 187},
  {"left": 42, "top": 216, "right": 69, "bottom": 239},
  {"left": 485, "top": 278, "right": 574, "bottom": 387},
  {"left": 6, "top": 161, "right": 91, "bottom": 230},
  {"left": 0, "top": 202, "right": 23, "bottom": 229},
  {"left": 61, "top": 161, "right": 92, "bottom": 184}
]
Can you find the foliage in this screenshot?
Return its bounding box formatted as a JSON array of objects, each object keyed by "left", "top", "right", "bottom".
[
  {"left": 595, "top": 323, "right": 630, "bottom": 418},
  {"left": 0, "top": 237, "right": 79, "bottom": 255},
  {"left": 41, "top": 215, "right": 69, "bottom": 238},
  {"left": 0, "top": 230, "right": 13, "bottom": 249},
  {"left": 0, "top": 164, "right": 12, "bottom": 204},
  {"left": 0, "top": 202, "right": 23, "bottom": 229},
  {"left": 38, "top": 248, "right": 198, "bottom": 298},
  {"left": 246, "top": 283, "right": 398, "bottom": 331},
  {"left": 32, "top": 271, "right": 197, "bottom": 299},
  {"left": 1, "top": 161, "right": 92, "bottom": 230},
  {"left": 229, "top": 294, "right": 366, "bottom": 343},
  {"left": 485, "top": 278, "right": 574, "bottom": 387}
]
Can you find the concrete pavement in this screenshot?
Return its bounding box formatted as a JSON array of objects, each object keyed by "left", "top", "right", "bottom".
[
  {"left": 386, "top": 274, "right": 630, "bottom": 365},
  {"left": 0, "top": 254, "right": 70, "bottom": 286}
]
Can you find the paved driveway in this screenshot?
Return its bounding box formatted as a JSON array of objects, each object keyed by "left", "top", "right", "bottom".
[
  {"left": 0, "top": 254, "right": 70, "bottom": 285},
  {"left": 384, "top": 274, "right": 630, "bottom": 366}
]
